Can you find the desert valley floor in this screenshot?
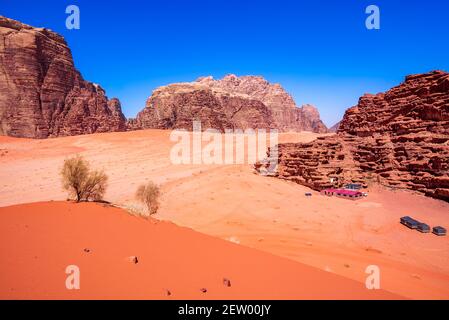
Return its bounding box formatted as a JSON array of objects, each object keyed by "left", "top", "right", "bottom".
[{"left": 1, "top": 129, "right": 449, "bottom": 299}]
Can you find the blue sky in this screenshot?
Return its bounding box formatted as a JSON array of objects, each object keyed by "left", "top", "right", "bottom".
[{"left": 1, "top": 0, "right": 448, "bottom": 126}]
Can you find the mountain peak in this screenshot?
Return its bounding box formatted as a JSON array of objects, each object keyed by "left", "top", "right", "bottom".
[{"left": 134, "top": 75, "right": 328, "bottom": 133}]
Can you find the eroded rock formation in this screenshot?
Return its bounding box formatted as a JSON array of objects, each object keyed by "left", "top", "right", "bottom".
[
  {"left": 0, "top": 16, "right": 126, "bottom": 138},
  {"left": 134, "top": 75, "right": 328, "bottom": 133},
  {"left": 329, "top": 122, "right": 340, "bottom": 133},
  {"left": 256, "top": 71, "right": 449, "bottom": 201},
  {"left": 131, "top": 83, "right": 274, "bottom": 132}
]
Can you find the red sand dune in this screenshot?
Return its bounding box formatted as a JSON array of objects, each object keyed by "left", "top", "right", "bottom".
[
  {"left": 0, "top": 201, "right": 400, "bottom": 300},
  {"left": 1, "top": 130, "right": 448, "bottom": 299}
]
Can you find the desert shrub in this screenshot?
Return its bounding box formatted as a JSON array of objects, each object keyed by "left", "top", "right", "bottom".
[
  {"left": 82, "top": 170, "right": 108, "bottom": 201},
  {"left": 135, "top": 181, "right": 160, "bottom": 215},
  {"left": 61, "top": 156, "right": 108, "bottom": 202}
]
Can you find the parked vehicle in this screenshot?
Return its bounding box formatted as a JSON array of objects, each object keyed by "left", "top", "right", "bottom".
[
  {"left": 417, "top": 223, "right": 431, "bottom": 233},
  {"left": 400, "top": 216, "right": 420, "bottom": 229},
  {"left": 344, "top": 183, "right": 363, "bottom": 190},
  {"left": 432, "top": 226, "right": 447, "bottom": 236},
  {"left": 321, "top": 189, "right": 364, "bottom": 200},
  {"left": 400, "top": 216, "right": 413, "bottom": 225}
]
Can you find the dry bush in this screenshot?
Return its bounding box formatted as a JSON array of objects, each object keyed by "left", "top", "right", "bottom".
[
  {"left": 135, "top": 181, "right": 160, "bottom": 215},
  {"left": 82, "top": 170, "right": 108, "bottom": 201},
  {"left": 61, "top": 156, "right": 108, "bottom": 202}
]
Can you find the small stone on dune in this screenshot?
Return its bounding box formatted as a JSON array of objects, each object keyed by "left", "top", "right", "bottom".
[
  {"left": 127, "top": 256, "right": 139, "bottom": 264},
  {"left": 223, "top": 278, "right": 231, "bottom": 287}
]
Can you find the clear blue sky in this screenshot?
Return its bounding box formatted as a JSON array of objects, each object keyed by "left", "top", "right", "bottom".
[{"left": 1, "top": 0, "right": 448, "bottom": 126}]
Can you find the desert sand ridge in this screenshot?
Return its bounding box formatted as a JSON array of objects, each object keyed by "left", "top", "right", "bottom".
[
  {"left": 0, "top": 201, "right": 402, "bottom": 300},
  {"left": 1, "top": 130, "right": 449, "bottom": 299}
]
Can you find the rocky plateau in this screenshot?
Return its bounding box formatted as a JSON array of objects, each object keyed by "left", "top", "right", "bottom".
[{"left": 132, "top": 75, "right": 328, "bottom": 133}]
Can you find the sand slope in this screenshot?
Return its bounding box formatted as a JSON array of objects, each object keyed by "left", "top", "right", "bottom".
[
  {"left": 1, "top": 130, "right": 448, "bottom": 299},
  {"left": 0, "top": 201, "right": 400, "bottom": 300}
]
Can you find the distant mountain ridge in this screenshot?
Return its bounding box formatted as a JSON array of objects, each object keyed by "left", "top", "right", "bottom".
[
  {"left": 132, "top": 74, "right": 328, "bottom": 133},
  {"left": 0, "top": 15, "right": 341, "bottom": 138},
  {"left": 329, "top": 122, "right": 340, "bottom": 133}
]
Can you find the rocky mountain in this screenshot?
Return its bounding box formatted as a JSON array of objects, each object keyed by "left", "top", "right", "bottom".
[
  {"left": 133, "top": 75, "right": 328, "bottom": 133},
  {"left": 338, "top": 71, "right": 449, "bottom": 136},
  {"left": 256, "top": 71, "right": 449, "bottom": 201},
  {"left": 0, "top": 16, "right": 126, "bottom": 138},
  {"left": 329, "top": 122, "right": 340, "bottom": 133},
  {"left": 130, "top": 82, "right": 274, "bottom": 132}
]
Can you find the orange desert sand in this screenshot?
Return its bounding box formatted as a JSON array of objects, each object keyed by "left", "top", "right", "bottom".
[
  {"left": 0, "top": 201, "right": 399, "bottom": 299},
  {"left": 1, "top": 129, "right": 449, "bottom": 299}
]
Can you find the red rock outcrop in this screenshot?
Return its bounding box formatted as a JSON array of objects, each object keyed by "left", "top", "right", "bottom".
[
  {"left": 197, "top": 75, "right": 328, "bottom": 132},
  {"left": 133, "top": 75, "right": 328, "bottom": 133},
  {"left": 329, "top": 122, "right": 340, "bottom": 133},
  {"left": 0, "top": 16, "right": 126, "bottom": 138},
  {"left": 131, "top": 83, "right": 274, "bottom": 132},
  {"left": 338, "top": 70, "right": 449, "bottom": 136},
  {"left": 256, "top": 71, "right": 449, "bottom": 201}
]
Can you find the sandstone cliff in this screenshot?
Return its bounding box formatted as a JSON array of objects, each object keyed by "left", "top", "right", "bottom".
[
  {"left": 133, "top": 75, "right": 328, "bottom": 133},
  {"left": 131, "top": 82, "right": 274, "bottom": 132},
  {"left": 256, "top": 71, "right": 449, "bottom": 201},
  {"left": 0, "top": 16, "right": 126, "bottom": 138}
]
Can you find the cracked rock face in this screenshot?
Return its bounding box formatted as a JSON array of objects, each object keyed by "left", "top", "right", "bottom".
[
  {"left": 132, "top": 75, "right": 328, "bottom": 133},
  {"left": 132, "top": 83, "right": 274, "bottom": 132},
  {"left": 338, "top": 70, "right": 449, "bottom": 137},
  {"left": 0, "top": 16, "right": 126, "bottom": 138},
  {"left": 256, "top": 71, "right": 449, "bottom": 202}
]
